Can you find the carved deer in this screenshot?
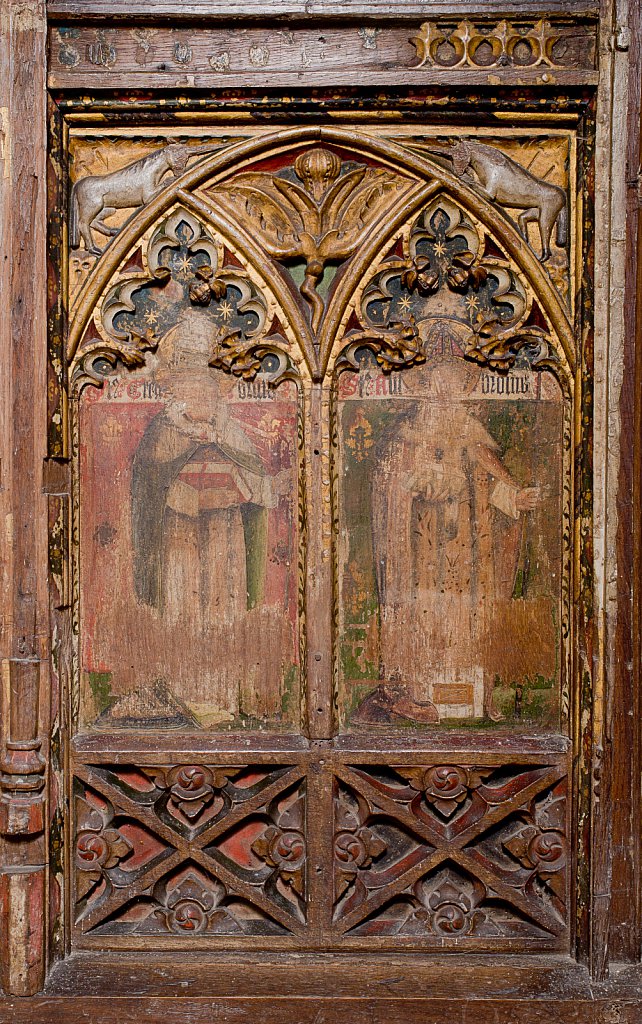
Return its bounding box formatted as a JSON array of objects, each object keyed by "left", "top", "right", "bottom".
[
  {"left": 428, "top": 140, "right": 568, "bottom": 262},
  {"left": 70, "top": 143, "right": 218, "bottom": 255}
]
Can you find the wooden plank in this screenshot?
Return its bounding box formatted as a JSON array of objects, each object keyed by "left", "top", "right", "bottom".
[
  {"left": 46, "top": 20, "right": 598, "bottom": 87},
  {"left": 2, "top": 994, "right": 642, "bottom": 1024},
  {"left": 45, "top": 0, "right": 601, "bottom": 20},
  {"left": 609, "top": 0, "right": 642, "bottom": 963},
  {"left": 0, "top": 0, "right": 49, "bottom": 999}
]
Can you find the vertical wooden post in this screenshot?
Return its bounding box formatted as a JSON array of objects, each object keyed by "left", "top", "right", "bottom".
[
  {"left": 0, "top": 0, "right": 49, "bottom": 997},
  {"left": 304, "top": 382, "right": 334, "bottom": 739}
]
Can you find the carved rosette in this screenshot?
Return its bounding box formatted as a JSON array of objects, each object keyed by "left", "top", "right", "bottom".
[
  {"left": 162, "top": 765, "right": 231, "bottom": 823},
  {"left": 153, "top": 872, "right": 240, "bottom": 935},
  {"left": 333, "top": 785, "right": 388, "bottom": 905},
  {"left": 502, "top": 792, "right": 568, "bottom": 898},
  {"left": 408, "top": 871, "right": 487, "bottom": 936},
  {"left": 400, "top": 765, "right": 492, "bottom": 819},
  {"left": 74, "top": 794, "right": 135, "bottom": 903},
  {"left": 251, "top": 787, "right": 307, "bottom": 897}
]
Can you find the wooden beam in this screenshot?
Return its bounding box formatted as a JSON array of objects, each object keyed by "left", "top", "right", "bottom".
[{"left": 0, "top": 0, "right": 49, "bottom": 998}]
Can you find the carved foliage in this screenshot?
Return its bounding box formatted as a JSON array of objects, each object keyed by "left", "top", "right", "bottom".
[
  {"left": 71, "top": 207, "right": 295, "bottom": 389},
  {"left": 338, "top": 196, "right": 555, "bottom": 375},
  {"left": 210, "top": 147, "right": 412, "bottom": 331},
  {"left": 333, "top": 763, "right": 568, "bottom": 944},
  {"left": 73, "top": 763, "right": 307, "bottom": 937}
]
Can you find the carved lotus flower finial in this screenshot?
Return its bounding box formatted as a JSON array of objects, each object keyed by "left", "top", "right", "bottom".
[{"left": 294, "top": 148, "right": 342, "bottom": 202}]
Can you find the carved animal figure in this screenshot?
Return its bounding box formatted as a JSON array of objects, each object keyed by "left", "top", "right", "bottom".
[
  {"left": 70, "top": 143, "right": 217, "bottom": 255},
  {"left": 430, "top": 140, "right": 568, "bottom": 262}
]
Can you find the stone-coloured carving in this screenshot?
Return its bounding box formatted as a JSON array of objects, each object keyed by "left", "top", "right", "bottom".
[
  {"left": 70, "top": 143, "right": 217, "bottom": 255},
  {"left": 333, "top": 763, "right": 568, "bottom": 944},
  {"left": 210, "top": 147, "right": 411, "bottom": 331},
  {"left": 73, "top": 763, "right": 307, "bottom": 937},
  {"left": 428, "top": 140, "right": 567, "bottom": 261},
  {"left": 411, "top": 19, "right": 597, "bottom": 72}
]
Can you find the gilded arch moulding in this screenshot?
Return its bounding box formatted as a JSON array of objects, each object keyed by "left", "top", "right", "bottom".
[
  {"left": 65, "top": 127, "right": 576, "bottom": 389},
  {"left": 69, "top": 205, "right": 305, "bottom": 394}
]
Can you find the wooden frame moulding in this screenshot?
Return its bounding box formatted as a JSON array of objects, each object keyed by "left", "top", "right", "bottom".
[{"left": 0, "top": 0, "right": 641, "bottom": 1019}]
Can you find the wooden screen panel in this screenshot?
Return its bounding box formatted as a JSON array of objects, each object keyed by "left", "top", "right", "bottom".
[
  {"left": 78, "top": 367, "right": 300, "bottom": 731},
  {"left": 68, "top": 747, "right": 569, "bottom": 951},
  {"left": 70, "top": 192, "right": 304, "bottom": 733},
  {"left": 54, "top": 116, "right": 584, "bottom": 958}
]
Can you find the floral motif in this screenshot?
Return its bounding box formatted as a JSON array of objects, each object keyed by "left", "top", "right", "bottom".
[
  {"left": 400, "top": 765, "right": 491, "bottom": 819},
  {"left": 75, "top": 827, "right": 132, "bottom": 871},
  {"left": 337, "top": 317, "right": 425, "bottom": 375},
  {"left": 252, "top": 789, "right": 307, "bottom": 896},
  {"left": 164, "top": 765, "right": 227, "bottom": 822},
  {"left": 334, "top": 786, "right": 387, "bottom": 898},
  {"left": 210, "top": 147, "right": 410, "bottom": 330},
  {"left": 153, "top": 871, "right": 238, "bottom": 935},
  {"left": 408, "top": 870, "right": 486, "bottom": 936},
  {"left": 252, "top": 825, "right": 306, "bottom": 895},
  {"left": 466, "top": 309, "right": 551, "bottom": 371},
  {"left": 503, "top": 793, "right": 567, "bottom": 896},
  {"left": 188, "top": 264, "right": 227, "bottom": 305},
  {"left": 401, "top": 245, "right": 487, "bottom": 297},
  {"left": 342, "top": 195, "right": 555, "bottom": 379}
]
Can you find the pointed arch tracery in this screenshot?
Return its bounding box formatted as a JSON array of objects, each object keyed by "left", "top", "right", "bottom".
[{"left": 66, "top": 127, "right": 575, "bottom": 394}]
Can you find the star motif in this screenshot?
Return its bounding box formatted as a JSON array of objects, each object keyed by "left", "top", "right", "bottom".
[
  {"left": 175, "top": 254, "right": 194, "bottom": 279},
  {"left": 433, "top": 241, "right": 447, "bottom": 256},
  {"left": 398, "top": 295, "right": 412, "bottom": 313},
  {"left": 144, "top": 309, "right": 159, "bottom": 325},
  {"left": 218, "top": 299, "right": 234, "bottom": 321},
  {"left": 465, "top": 294, "right": 480, "bottom": 312}
]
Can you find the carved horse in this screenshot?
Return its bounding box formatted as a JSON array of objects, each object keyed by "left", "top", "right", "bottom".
[
  {"left": 70, "top": 143, "right": 218, "bottom": 255},
  {"left": 428, "top": 140, "right": 568, "bottom": 262}
]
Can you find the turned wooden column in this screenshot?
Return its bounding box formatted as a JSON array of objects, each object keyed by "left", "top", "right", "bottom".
[{"left": 0, "top": 0, "right": 49, "bottom": 997}]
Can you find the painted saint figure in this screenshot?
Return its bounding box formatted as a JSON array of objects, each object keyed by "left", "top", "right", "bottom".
[
  {"left": 369, "top": 355, "right": 540, "bottom": 722},
  {"left": 132, "top": 368, "right": 275, "bottom": 628},
  {"left": 128, "top": 319, "right": 291, "bottom": 719}
]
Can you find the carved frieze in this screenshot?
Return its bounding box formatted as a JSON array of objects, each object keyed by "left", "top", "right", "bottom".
[
  {"left": 411, "top": 19, "right": 597, "bottom": 73},
  {"left": 48, "top": 21, "right": 598, "bottom": 88}
]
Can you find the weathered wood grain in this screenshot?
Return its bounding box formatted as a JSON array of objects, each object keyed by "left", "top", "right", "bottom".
[
  {"left": 609, "top": 0, "right": 642, "bottom": 963},
  {"left": 45, "top": 0, "right": 602, "bottom": 20},
  {"left": 45, "top": 20, "right": 598, "bottom": 91},
  {"left": 0, "top": 0, "right": 49, "bottom": 999}
]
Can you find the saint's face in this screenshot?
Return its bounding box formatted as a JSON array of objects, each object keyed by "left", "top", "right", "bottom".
[{"left": 169, "top": 369, "right": 223, "bottom": 426}]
